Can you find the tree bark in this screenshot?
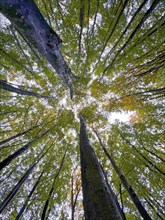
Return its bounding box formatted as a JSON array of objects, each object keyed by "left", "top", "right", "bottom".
[
  {"left": 80, "top": 115, "right": 122, "bottom": 220},
  {"left": 0, "top": 0, "right": 76, "bottom": 98},
  {"left": 0, "top": 125, "right": 39, "bottom": 147},
  {"left": 41, "top": 148, "right": 67, "bottom": 220},
  {"left": 100, "top": 165, "right": 126, "bottom": 220},
  {"left": 71, "top": 175, "right": 80, "bottom": 220},
  {"left": 94, "top": 130, "right": 152, "bottom": 220},
  {"left": 15, "top": 170, "right": 44, "bottom": 220},
  {"left": 120, "top": 134, "right": 165, "bottom": 176},
  {"left": 0, "top": 128, "right": 50, "bottom": 171},
  {"left": 0, "top": 79, "right": 55, "bottom": 100},
  {"left": 0, "top": 141, "right": 53, "bottom": 213},
  {"left": 103, "top": 0, "right": 160, "bottom": 74}
]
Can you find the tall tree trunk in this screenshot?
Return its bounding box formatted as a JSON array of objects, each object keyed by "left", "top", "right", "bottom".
[
  {"left": 0, "top": 141, "right": 53, "bottom": 213},
  {"left": 79, "top": 115, "right": 122, "bottom": 220},
  {"left": 0, "top": 80, "right": 55, "bottom": 100},
  {"left": 100, "top": 165, "right": 126, "bottom": 220},
  {"left": 15, "top": 170, "right": 44, "bottom": 220},
  {"left": 0, "top": 0, "right": 76, "bottom": 98},
  {"left": 145, "top": 198, "right": 164, "bottom": 220},
  {"left": 0, "top": 124, "right": 39, "bottom": 147},
  {"left": 120, "top": 134, "right": 165, "bottom": 176},
  {"left": 103, "top": 0, "right": 160, "bottom": 74},
  {"left": 71, "top": 175, "right": 80, "bottom": 220},
  {"left": 0, "top": 128, "right": 50, "bottom": 171},
  {"left": 41, "top": 148, "right": 67, "bottom": 220},
  {"left": 94, "top": 130, "right": 152, "bottom": 220}
]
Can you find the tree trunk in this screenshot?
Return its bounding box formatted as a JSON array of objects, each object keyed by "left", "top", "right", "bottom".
[
  {"left": 0, "top": 0, "right": 76, "bottom": 98},
  {"left": 100, "top": 165, "right": 126, "bottom": 220},
  {"left": 80, "top": 115, "right": 122, "bottom": 220},
  {"left": 41, "top": 148, "right": 67, "bottom": 220},
  {"left": 0, "top": 125, "right": 39, "bottom": 147},
  {"left": 103, "top": 0, "right": 160, "bottom": 74},
  {"left": 120, "top": 134, "right": 165, "bottom": 176},
  {"left": 15, "top": 170, "right": 44, "bottom": 220},
  {"left": 94, "top": 130, "right": 152, "bottom": 220},
  {"left": 0, "top": 141, "right": 53, "bottom": 213},
  {"left": 0, "top": 128, "right": 50, "bottom": 171},
  {"left": 0, "top": 80, "right": 55, "bottom": 100},
  {"left": 71, "top": 175, "right": 80, "bottom": 220}
]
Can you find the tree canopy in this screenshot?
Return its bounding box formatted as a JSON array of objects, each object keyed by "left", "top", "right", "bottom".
[{"left": 0, "top": 0, "right": 165, "bottom": 219}]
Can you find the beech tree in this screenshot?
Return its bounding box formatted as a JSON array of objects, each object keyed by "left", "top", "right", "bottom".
[
  {"left": 94, "top": 130, "right": 152, "bottom": 220},
  {"left": 0, "top": 79, "right": 56, "bottom": 100},
  {"left": 80, "top": 115, "right": 122, "bottom": 219},
  {"left": 0, "top": 0, "right": 165, "bottom": 219}
]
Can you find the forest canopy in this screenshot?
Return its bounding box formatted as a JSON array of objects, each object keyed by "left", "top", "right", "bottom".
[{"left": 0, "top": 0, "right": 165, "bottom": 219}]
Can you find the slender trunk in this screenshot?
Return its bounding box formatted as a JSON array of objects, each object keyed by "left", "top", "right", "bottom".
[
  {"left": 107, "top": 0, "right": 148, "bottom": 57},
  {"left": 0, "top": 0, "right": 76, "bottom": 97},
  {"left": 103, "top": 0, "right": 160, "bottom": 74},
  {"left": 145, "top": 198, "right": 164, "bottom": 220},
  {"left": 0, "top": 48, "right": 32, "bottom": 73},
  {"left": 100, "top": 165, "right": 126, "bottom": 220},
  {"left": 93, "top": 0, "right": 128, "bottom": 72},
  {"left": 148, "top": 195, "right": 165, "bottom": 217},
  {"left": 134, "top": 132, "right": 165, "bottom": 163},
  {"left": 0, "top": 125, "right": 39, "bottom": 147},
  {"left": 0, "top": 141, "right": 53, "bottom": 213},
  {"left": 121, "top": 134, "right": 165, "bottom": 176},
  {"left": 118, "top": 87, "right": 165, "bottom": 101},
  {"left": 0, "top": 162, "right": 36, "bottom": 213},
  {"left": 71, "top": 175, "right": 74, "bottom": 220},
  {"left": 80, "top": 115, "right": 122, "bottom": 220},
  {"left": 71, "top": 175, "right": 80, "bottom": 220},
  {"left": 9, "top": 25, "right": 33, "bottom": 70},
  {"left": 41, "top": 148, "right": 67, "bottom": 220},
  {"left": 0, "top": 79, "right": 55, "bottom": 100},
  {"left": 15, "top": 170, "right": 44, "bottom": 220},
  {"left": 0, "top": 128, "right": 50, "bottom": 171},
  {"left": 100, "top": 0, "right": 129, "bottom": 58},
  {"left": 94, "top": 130, "right": 152, "bottom": 220},
  {"left": 72, "top": 189, "right": 80, "bottom": 220},
  {"left": 78, "top": 0, "right": 85, "bottom": 59},
  {"left": 90, "top": 0, "right": 100, "bottom": 39}
]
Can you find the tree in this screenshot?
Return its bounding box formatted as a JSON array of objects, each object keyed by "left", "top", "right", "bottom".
[
  {"left": 0, "top": 79, "right": 56, "bottom": 100},
  {"left": 0, "top": 0, "right": 76, "bottom": 98},
  {"left": 80, "top": 115, "right": 122, "bottom": 219},
  {"left": 94, "top": 130, "right": 152, "bottom": 220},
  {"left": 0, "top": 0, "right": 164, "bottom": 219}
]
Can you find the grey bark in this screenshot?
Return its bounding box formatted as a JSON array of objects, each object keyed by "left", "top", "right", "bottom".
[
  {"left": 0, "top": 0, "right": 76, "bottom": 98},
  {"left": 41, "top": 148, "right": 67, "bottom": 220},
  {"left": 0, "top": 79, "right": 55, "bottom": 100},
  {"left": 100, "top": 165, "right": 126, "bottom": 220},
  {"left": 120, "top": 134, "right": 165, "bottom": 176},
  {"left": 0, "top": 125, "right": 38, "bottom": 147},
  {"left": 80, "top": 115, "right": 122, "bottom": 220},
  {"left": 15, "top": 170, "right": 44, "bottom": 220},
  {"left": 0, "top": 142, "right": 51, "bottom": 214},
  {"left": 0, "top": 128, "right": 50, "bottom": 171},
  {"left": 71, "top": 175, "right": 80, "bottom": 220},
  {"left": 103, "top": 0, "right": 160, "bottom": 74},
  {"left": 94, "top": 130, "right": 152, "bottom": 220}
]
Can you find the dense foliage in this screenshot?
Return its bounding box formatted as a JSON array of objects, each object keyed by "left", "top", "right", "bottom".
[{"left": 0, "top": 0, "right": 165, "bottom": 219}]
